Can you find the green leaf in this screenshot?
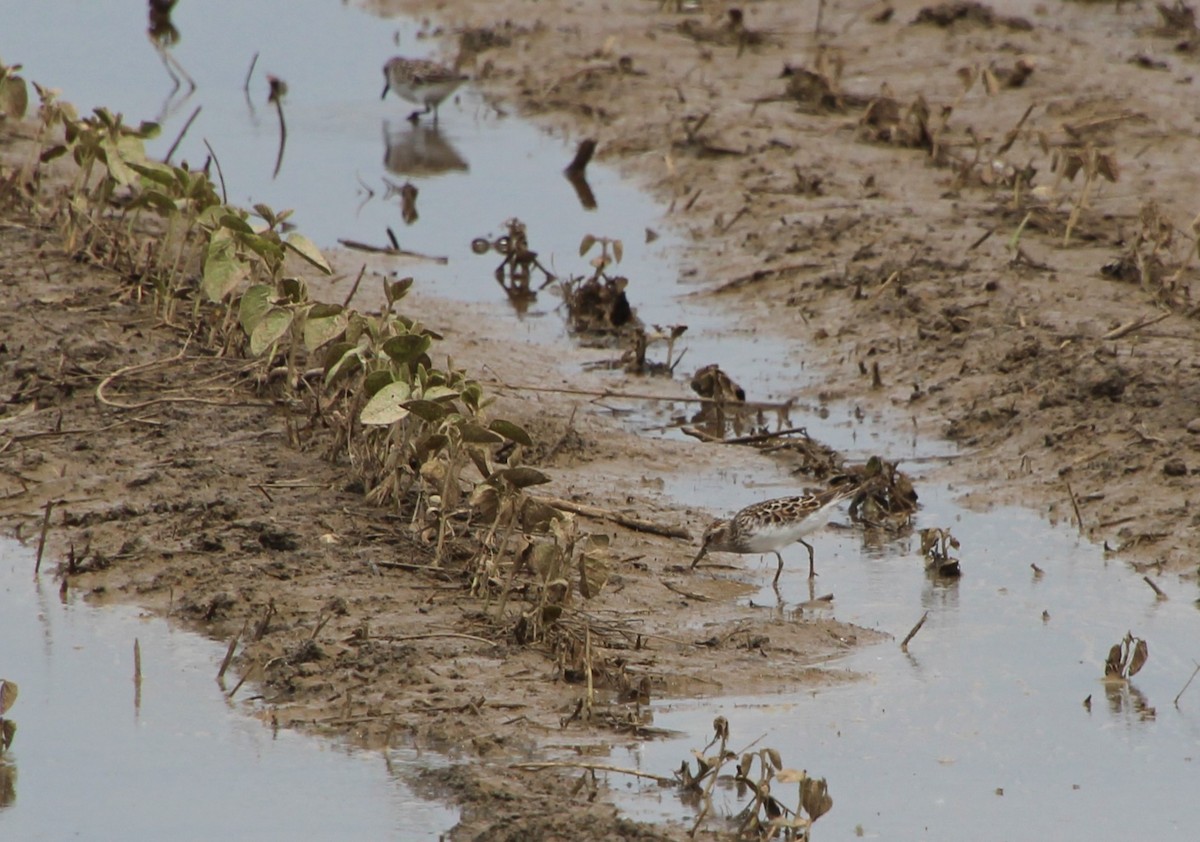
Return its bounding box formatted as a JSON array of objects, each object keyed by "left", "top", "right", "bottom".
[
  {"left": 323, "top": 344, "right": 362, "bottom": 388},
  {"left": 128, "top": 160, "right": 178, "bottom": 188},
  {"left": 280, "top": 276, "right": 306, "bottom": 303},
  {"left": 403, "top": 399, "right": 447, "bottom": 423},
  {"left": 381, "top": 333, "right": 432, "bottom": 365},
  {"left": 238, "top": 284, "right": 273, "bottom": 335},
  {"left": 385, "top": 277, "right": 413, "bottom": 304},
  {"left": 253, "top": 203, "right": 277, "bottom": 227},
  {"left": 458, "top": 422, "right": 504, "bottom": 444},
  {"left": 101, "top": 137, "right": 140, "bottom": 186},
  {"left": 130, "top": 189, "right": 180, "bottom": 215},
  {"left": 302, "top": 304, "right": 346, "bottom": 351},
  {"left": 489, "top": 419, "right": 533, "bottom": 447},
  {"left": 240, "top": 231, "right": 284, "bottom": 266},
  {"left": 202, "top": 233, "right": 248, "bottom": 302},
  {"left": 415, "top": 433, "right": 449, "bottom": 461},
  {"left": 421, "top": 384, "right": 460, "bottom": 402},
  {"left": 360, "top": 381, "right": 413, "bottom": 425},
  {"left": 363, "top": 368, "right": 394, "bottom": 398},
  {"left": 220, "top": 213, "right": 255, "bottom": 234},
  {"left": 461, "top": 382, "right": 483, "bottom": 412},
  {"left": 488, "top": 467, "right": 551, "bottom": 489},
  {"left": 285, "top": 233, "right": 332, "bottom": 274},
  {"left": 249, "top": 307, "right": 294, "bottom": 356}
]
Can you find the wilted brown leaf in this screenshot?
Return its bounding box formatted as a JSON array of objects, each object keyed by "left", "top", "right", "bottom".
[{"left": 800, "top": 775, "right": 833, "bottom": 821}]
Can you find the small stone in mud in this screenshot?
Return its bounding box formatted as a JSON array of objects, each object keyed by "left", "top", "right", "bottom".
[
  {"left": 1186, "top": 417, "right": 1200, "bottom": 434},
  {"left": 1163, "top": 458, "right": 1188, "bottom": 477}
]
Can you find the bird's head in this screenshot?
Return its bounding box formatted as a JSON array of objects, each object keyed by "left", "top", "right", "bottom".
[{"left": 691, "top": 520, "right": 731, "bottom": 569}]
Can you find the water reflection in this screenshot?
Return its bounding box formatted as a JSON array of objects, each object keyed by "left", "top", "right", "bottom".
[
  {"left": 0, "top": 541, "right": 456, "bottom": 838},
  {"left": 382, "top": 120, "right": 468, "bottom": 178},
  {"left": 146, "top": 0, "right": 194, "bottom": 121}
]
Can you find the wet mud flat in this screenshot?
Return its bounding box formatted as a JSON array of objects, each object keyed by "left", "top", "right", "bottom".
[{"left": 6, "top": 0, "right": 1200, "bottom": 837}]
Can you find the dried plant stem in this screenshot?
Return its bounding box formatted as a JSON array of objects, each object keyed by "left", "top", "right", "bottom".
[
  {"left": 217, "top": 620, "right": 247, "bottom": 680},
  {"left": 1065, "top": 479, "right": 1085, "bottom": 536},
  {"left": 900, "top": 611, "right": 929, "bottom": 650},
  {"left": 1174, "top": 661, "right": 1200, "bottom": 707},
  {"left": 226, "top": 661, "right": 257, "bottom": 699},
  {"left": 512, "top": 761, "right": 674, "bottom": 785},
  {"left": 271, "top": 96, "right": 287, "bottom": 179},
  {"left": 1102, "top": 312, "right": 1169, "bottom": 341},
  {"left": 164, "top": 105, "right": 201, "bottom": 164},
  {"left": 533, "top": 494, "right": 690, "bottom": 539},
  {"left": 377, "top": 632, "right": 499, "bottom": 646},
  {"left": 34, "top": 498, "right": 54, "bottom": 574},
  {"left": 1142, "top": 576, "right": 1167, "bottom": 600},
  {"left": 202, "top": 138, "right": 228, "bottom": 204},
  {"left": 341, "top": 263, "right": 367, "bottom": 309}
]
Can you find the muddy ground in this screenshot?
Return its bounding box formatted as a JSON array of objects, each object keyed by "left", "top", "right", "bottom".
[{"left": 5, "top": 0, "right": 1200, "bottom": 838}]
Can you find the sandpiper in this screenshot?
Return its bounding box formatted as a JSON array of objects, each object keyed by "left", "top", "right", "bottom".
[
  {"left": 381, "top": 57, "right": 468, "bottom": 123},
  {"left": 691, "top": 483, "right": 860, "bottom": 583}
]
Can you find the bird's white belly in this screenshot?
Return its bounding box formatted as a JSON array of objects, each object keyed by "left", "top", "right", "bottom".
[{"left": 741, "top": 503, "right": 836, "bottom": 552}]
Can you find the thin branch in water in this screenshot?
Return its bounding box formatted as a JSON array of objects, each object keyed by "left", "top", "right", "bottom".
[
  {"left": 164, "top": 104, "right": 201, "bottom": 164},
  {"left": 34, "top": 498, "right": 54, "bottom": 575},
  {"left": 243, "top": 52, "right": 259, "bottom": 92},
  {"left": 202, "top": 138, "right": 227, "bottom": 204},
  {"left": 342, "top": 263, "right": 367, "bottom": 309},
  {"left": 900, "top": 611, "right": 929, "bottom": 650},
  {"left": 1174, "top": 661, "right": 1200, "bottom": 707},
  {"left": 268, "top": 76, "right": 288, "bottom": 179},
  {"left": 512, "top": 761, "right": 674, "bottom": 786}
]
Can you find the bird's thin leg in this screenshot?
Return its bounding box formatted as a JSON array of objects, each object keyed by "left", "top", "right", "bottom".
[
  {"left": 772, "top": 551, "right": 785, "bottom": 585},
  {"left": 799, "top": 539, "right": 816, "bottom": 578}
]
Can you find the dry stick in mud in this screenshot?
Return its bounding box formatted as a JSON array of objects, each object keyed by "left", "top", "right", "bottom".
[
  {"left": 512, "top": 761, "right": 674, "bottom": 786},
  {"left": 900, "top": 611, "right": 929, "bottom": 650},
  {"left": 217, "top": 620, "right": 247, "bottom": 681},
  {"left": 1065, "top": 479, "right": 1085, "bottom": 537},
  {"left": 534, "top": 494, "right": 690, "bottom": 539},
  {"left": 34, "top": 498, "right": 53, "bottom": 574},
  {"left": 1143, "top": 576, "right": 1167, "bottom": 600},
  {"left": 96, "top": 345, "right": 271, "bottom": 411},
  {"left": 1102, "top": 312, "right": 1171, "bottom": 341},
  {"left": 485, "top": 377, "right": 791, "bottom": 411},
  {"left": 681, "top": 425, "right": 810, "bottom": 445}
]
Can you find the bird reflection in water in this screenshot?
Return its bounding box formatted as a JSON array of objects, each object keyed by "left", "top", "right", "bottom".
[
  {"left": 147, "top": 0, "right": 194, "bottom": 120},
  {"left": 382, "top": 120, "right": 469, "bottom": 179}
]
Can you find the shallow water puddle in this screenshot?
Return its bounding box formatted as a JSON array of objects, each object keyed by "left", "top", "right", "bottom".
[
  {"left": 0, "top": 540, "right": 455, "bottom": 839},
  {"left": 619, "top": 484, "right": 1200, "bottom": 837}
]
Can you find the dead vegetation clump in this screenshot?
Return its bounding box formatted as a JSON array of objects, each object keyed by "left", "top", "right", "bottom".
[
  {"left": 677, "top": 717, "right": 834, "bottom": 840},
  {"left": 911, "top": 1, "right": 1033, "bottom": 31},
  {"left": 1100, "top": 200, "right": 1199, "bottom": 314}
]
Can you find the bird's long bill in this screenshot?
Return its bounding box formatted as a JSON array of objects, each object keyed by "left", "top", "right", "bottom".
[
  {"left": 690, "top": 543, "right": 709, "bottom": 568},
  {"left": 380, "top": 81, "right": 390, "bottom": 100}
]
